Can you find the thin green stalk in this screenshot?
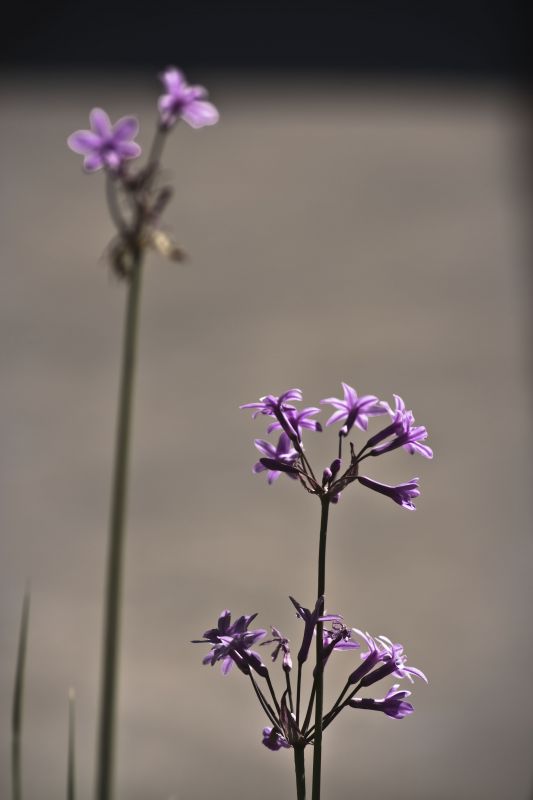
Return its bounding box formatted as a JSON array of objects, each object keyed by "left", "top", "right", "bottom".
[
  {"left": 285, "top": 670, "right": 294, "bottom": 713},
  {"left": 12, "top": 588, "right": 30, "bottom": 800},
  {"left": 293, "top": 745, "right": 306, "bottom": 800},
  {"left": 95, "top": 245, "right": 144, "bottom": 800},
  {"left": 265, "top": 672, "right": 281, "bottom": 715},
  {"left": 296, "top": 662, "right": 303, "bottom": 726},
  {"left": 312, "top": 497, "right": 330, "bottom": 800},
  {"left": 249, "top": 675, "right": 278, "bottom": 728},
  {"left": 302, "top": 682, "right": 316, "bottom": 733},
  {"left": 67, "top": 689, "right": 76, "bottom": 800}
]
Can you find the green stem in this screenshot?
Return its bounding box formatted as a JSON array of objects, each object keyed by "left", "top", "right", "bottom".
[
  {"left": 265, "top": 672, "right": 281, "bottom": 715},
  {"left": 67, "top": 689, "right": 76, "bottom": 800},
  {"left": 302, "top": 682, "right": 316, "bottom": 733},
  {"left": 285, "top": 670, "right": 294, "bottom": 713},
  {"left": 95, "top": 247, "right": 144, "bottom": 800},
  {"left": 12, "top": 589, "right": 30, "bottom": 800},
  {"left": 296, "top": 662, "right": 303, "bottom": 726},
  {"left": 311, "top": 497, "right": 330, "bottom": 800},
  {"left": 293, "top": 745, "right": 306, "bottom": 800}
]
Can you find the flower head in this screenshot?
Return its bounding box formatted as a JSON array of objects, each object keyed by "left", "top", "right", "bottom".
[
  {"left": 253, "top": 433, "right": 299, "bottom": 484},
  {"left": 348, "top": 684, "right": 414, "bottom": 720},
  {"left": 67, "top": 108, "right": 141, "bottom": 173},
  {"left": 357, "top": 475, "right": 420, "bottom": 510},
  {"left": 321, "top": 383, "right": 387, "bottom": 436},
  {"left": 158, "top": 67, "right": 219, "bottom": 130},
  {"left": 192, "top": 609, "right": 268, "bottom": 677}
]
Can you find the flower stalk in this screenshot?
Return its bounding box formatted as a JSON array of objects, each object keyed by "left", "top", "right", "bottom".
[
  {"left": 293, "top": 745, "right": 306, "bottom": 800},
  {"left": 95, "top": 239, "right": 144, "bottom": 800},
  {"left": 312, "top": 497, "right": 330, "bottom": 800},
  {"left": 12, "top": 589, "right": 30, "bottom": 800}
]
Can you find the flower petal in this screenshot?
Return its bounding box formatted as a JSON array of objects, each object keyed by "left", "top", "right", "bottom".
[
  {"left": 112, "top": 115, "right": 139, "bottom": 141},
  {"left": 181, "top": 100, "right": 220, "bottom": 129},
  {"left": 83, "top": 153, "right": 104, "bottom": 172},
  {"left": 90, "top": 108, "right": 112, "bottom": 138},
  {"left": 116, "top": 141, "right": 142, "bottom": 159},
  {"left": 67, "top": 130, "right": 100, "bottom": 154},
  {"left": 161, "top": 66, "right": 185, "bottom": 92}
]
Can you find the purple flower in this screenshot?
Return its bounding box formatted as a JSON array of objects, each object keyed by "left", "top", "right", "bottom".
[
  {"left": 369, "top": 395, "right": 433, "bottom": 459},
  {"left": 67, "top": 108, "right": 141, "bottom": 173},
  {"left": 289, "top": 596, "right": 342, "bottom": 665},
  {"left": 322, "top": 621, "right": 360, "bottom": 653},
  {"left": 267, "top": 407, "right": 322, "bottom": 437},
  {"left": 349, "top": 630, "right": 428, "bottom": 687},
  {"left": 253, "top": 433, "right": 299, "bottom": 484},
  {"left": 262, "top": 727, "right": 291, "bottom": 751},
  {"left": 261, "top": 626, "right": 292, "bottom": 671},
  {"left": 357, "top": 475, "right": 420, "bottom": 511},
  {"left": 348, "top": 684, "right": 414, "bottom": 720},
  {"left": 321, "top": 383, "right": 387, "bottom": 436},
  {"left": 158, "top": 67, "right": 219, "bottom": 130},
  {"left": 241, "top": 389, "right": 303, "bottom": 442},
  {"left": 192, "top": 610, "right": 268, "bottom": 677},
  {"left": 314, "top": 621, "right": 360, "bottom": 676}
]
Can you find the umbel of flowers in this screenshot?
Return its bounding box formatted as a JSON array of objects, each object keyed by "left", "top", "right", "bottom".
[{"left": 195, "top": 384, "right": 432, "bottom": 800}]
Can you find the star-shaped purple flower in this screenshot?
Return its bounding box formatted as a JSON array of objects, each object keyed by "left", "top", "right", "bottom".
[
  {"left": 158, "top": 67, "right": 220, "bottom": 130},
  {"left": 348, "top": 684, "right": 414, "bottom": 720},
  {"left": 192, "top": 609, "right": 268, "bottom": 677},
  {"left": 368, "top": 394, "right": 433, "bottom": 459},
  {"left": 357, "top": 475, "right": 420, "bottom": 511},
  {"left": 266, "top": 406, "right": 322, "bottom": 437},
  {"left": 67, "top": 108, "right": 141, "bottom": 173},
  {"left": 321, "top": 382, "right": 387, "bottom": 436},
  {"left": 262, "top": 726, "right": 291, "bottom": 751},
  {"left": 349, "top": 629, "right": 428, "bottom": 687},
  {"left": 253, "top": 433, "right": 299, "bottom": 484},
  {"left": 241, "top": 389, "right": 303, "bottom": 442}
]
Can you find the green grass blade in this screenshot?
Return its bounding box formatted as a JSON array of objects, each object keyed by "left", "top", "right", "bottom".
[{"left": 12, "top": 588, "right": 30, "bottom": 800}]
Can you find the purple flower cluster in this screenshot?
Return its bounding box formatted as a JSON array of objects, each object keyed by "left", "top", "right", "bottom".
[
  {"left": 68, "top": 67, "right": 219, "bottom": 173},
  {"left": 194, "top": 599, "right": 427, "bottom": 751},
  {"left": 240, "top": 382, "right": 432, "bottom": 510}
]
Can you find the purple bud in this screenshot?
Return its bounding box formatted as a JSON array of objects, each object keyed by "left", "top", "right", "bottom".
[{"left": 329, "top": 458, "right": 342, "bottom": 479}]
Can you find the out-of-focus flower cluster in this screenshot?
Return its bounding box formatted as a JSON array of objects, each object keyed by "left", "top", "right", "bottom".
[
  {"left": 240, "top": 383, "right": 432, "bottom": 510},
  {"left": 194, "top": 599, "right": 427, "bottom": 751},
  {"left": 67, "top": 67, "right": 219, "bottom": 174},
  {"left": 67, "top": 67, "right": 219, "bottom": 279}
]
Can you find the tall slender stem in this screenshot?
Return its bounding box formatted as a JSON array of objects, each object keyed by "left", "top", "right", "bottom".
[
  {"left": 312, "top": 496, "right": 330, "bottom": 800},
  {"left": 296, "top": 662, "right": 303, "bottom": 726},
  {"left": 12, "top": 589, "right": 30, "bottom": 800},
  {"left": 293, "top": 745, "right": 306, "bottom": 800},
  {"left": 95, "top": 246, "right": 144, "bottom": 800},
  {"left": 67, "top": 689, "right": 76, "bottom": 800}
]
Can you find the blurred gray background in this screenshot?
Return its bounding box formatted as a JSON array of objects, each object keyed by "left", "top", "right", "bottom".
[{"left": 1, "top": 70, "right": 532, "bottom": 799}]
